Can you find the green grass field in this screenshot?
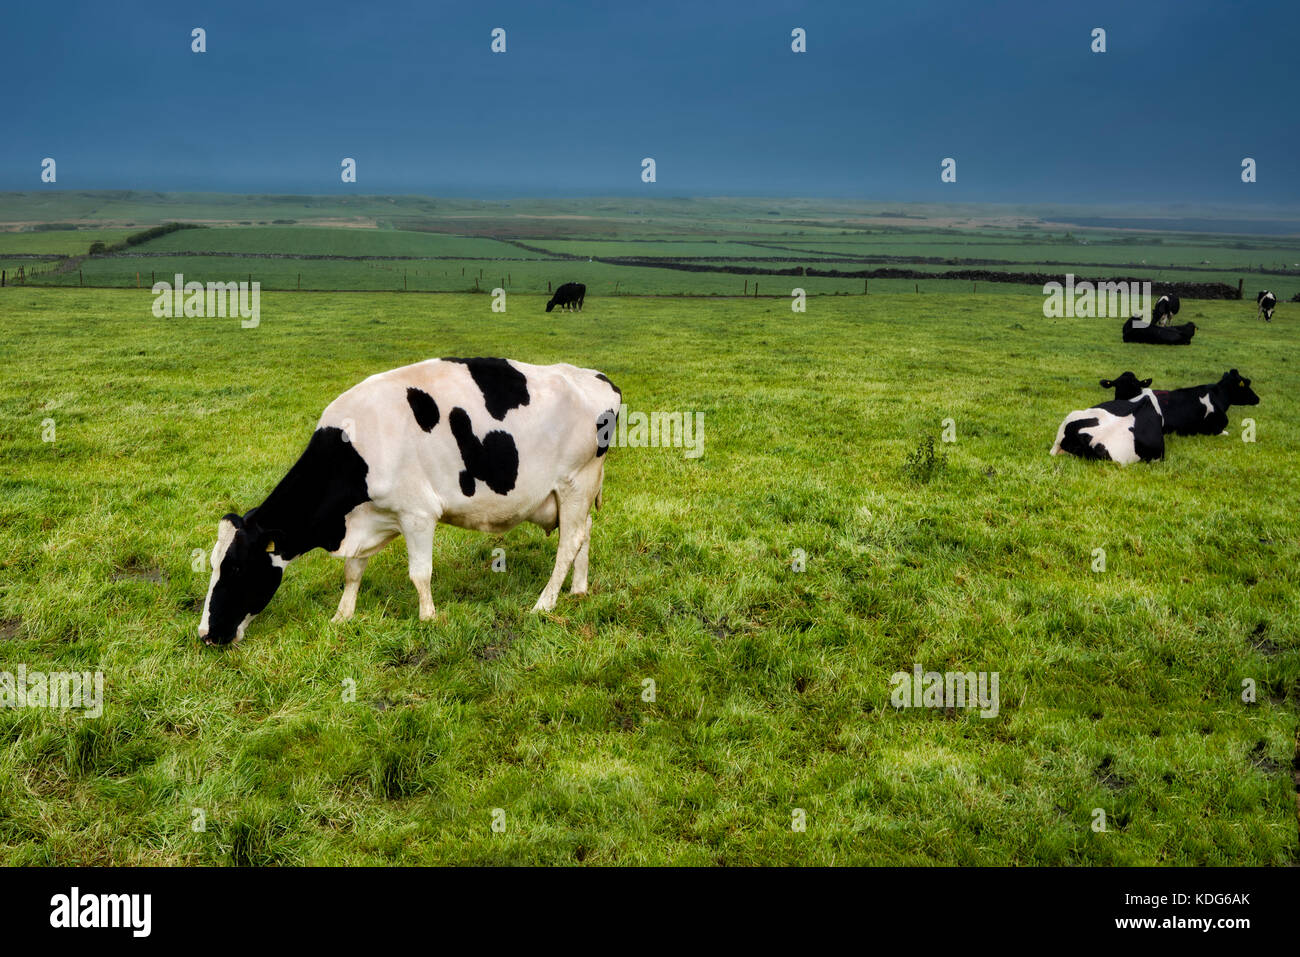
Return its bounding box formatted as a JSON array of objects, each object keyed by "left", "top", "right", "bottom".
[{"left": 0, "top": 287, "right": 1296, "bottom": 864}]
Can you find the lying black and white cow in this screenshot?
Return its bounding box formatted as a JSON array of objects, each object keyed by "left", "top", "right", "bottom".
[
  {"left": 1122, "top": 316, "right": 1196, "bottom": 345},
  {"left": 1155, "top": 369, "right": 1259, "bottom": 436},
  {"left": 1257, "top": 290, "right": 1276, "bottom": 322},
  {"left": 1051, "top": 383, "right": 1165, "bottom": 465},
  {"left": 546, "top": 282, "right": 586, "bottom": 313},
  {"left": 198, "top": 357, "right": 622, "bottom": 645},
  {"left": 1152, "top": 293, "right": 1181, "bottom": 326}
]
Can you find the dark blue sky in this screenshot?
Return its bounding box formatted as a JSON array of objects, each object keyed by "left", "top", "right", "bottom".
[{"left": 3, "top": 0, "right": 1296, "bottom": 205}]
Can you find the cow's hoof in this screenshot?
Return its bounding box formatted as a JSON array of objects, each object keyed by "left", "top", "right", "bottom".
[{"left": 331, "top": 612, "right": 352, "bottom": 624}]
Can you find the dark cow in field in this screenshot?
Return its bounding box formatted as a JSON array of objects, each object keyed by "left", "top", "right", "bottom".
[
  {"left": 1123, "top": 316, "right": 1196, "bottom": 345},
  {"left": 546, "top": 282, "right": 586, "bottom": 313},
  {"left": 1152, "top": 293, "right": 1181, "bottom": 326},
  {"left": 198, "top": 357, "right": 622, "bottom": 644},
  {"left": 1100, "top": 371, "right": 1152, "bottom": 401},
  {"left": 1051, "top": 383, "right": 1165, "bottom": 466},
  {"left": 1155, "top": 369, "right": 1259, "bottom": 436},
  {"left": 1257, "top": 290, "right": 1276, "bottom": 322}
]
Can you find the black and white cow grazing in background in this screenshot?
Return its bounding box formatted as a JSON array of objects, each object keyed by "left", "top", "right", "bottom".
[
  {"left": 1257, "top": 290, "right": 1276, "bottom": 322},
  {"left": 198, "top": 357, "right": 622, "bottom": 645},
  {"left": 1151, "top": 293, "right": 1181, "bottom": 326},
  {"left": 546, "top": 282, "right": 586, "bottom": 313},
  {"left": 1051, "top": 386, "right": 1165, "bottom": 465},
  {"left": 1156, "top": 369, "right": 1259, "bottom": 436},
  {"left": 1122, "top": 316, "right": 1196, "bottom": 345},
  {"left": 1099, "top": 371, "right": 1152, "bottom": 401}
]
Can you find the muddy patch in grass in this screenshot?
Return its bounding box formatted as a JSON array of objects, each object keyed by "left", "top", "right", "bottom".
[
  {"left": 112, "top": 559, "right": 167, "bottom": 584},
  {"left": 0, "top": 616, "right": 24, "bottom": 640}
]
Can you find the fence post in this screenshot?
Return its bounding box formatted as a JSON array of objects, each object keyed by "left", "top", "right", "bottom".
[
  {"left": 915, "top": 283, "right": 919, "bottom": 294},
  {"left": 1237, "top": 278, "right": 1244, "bottom": 299},
  {"left": 744, "top": 279, "right": 747, "bottom": 294},
  {"left": 80, "top": 270, "right": 83, "bottom": 286},
  {"left": 298, "top": 273, "right": 301, "bottom": 291},
  {"left": 2, "top": 270, "right": 5, "bottom": 287},
  {"left": 754, "top": 282, "right": 758, "bottom": 297},
  {"left": 547, "top": 280, "right": 551, "bottom": 292}
]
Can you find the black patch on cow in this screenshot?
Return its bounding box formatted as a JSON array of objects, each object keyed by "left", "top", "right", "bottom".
[
  {"left": 204, "top": 426, "right": 370, "bottom": 644},
  {"left": 448, "top": 407, "right": 518, "bottom": 496},
  {"left": 443, "top": 357, "right": 530, "bottom": 420},
  {"left": 595, "top": 372, "right": 622, "bottom": 396},
  {"left": 254, "top": 426, "right": 371, "bottom": 558},
  {"left": 596, "top": 408, "right": 618, "bottom": 457},
  {"left": 406, "top": 387, "right": 440, "bottom": 432},
  {"left": 1060, "top": 417, "right": 1111, "bottom": 460}
]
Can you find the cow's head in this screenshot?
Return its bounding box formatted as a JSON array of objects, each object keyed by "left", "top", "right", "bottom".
[
  {"left": 1220, "top": 370, "right": 1260, "bottom": 406},
  {"left": 198, "top": 511, "right": 285, "bottom": 645},
  {"left": 545, "top": 298, "right": 557, "bottom": 313},
  {"left": 1099, "top": 372, "right": 1151, "bottom": 400}
]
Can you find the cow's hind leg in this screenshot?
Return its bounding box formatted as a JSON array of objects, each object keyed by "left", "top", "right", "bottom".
[
  {"left": 332, "top": 556, "right": 369, "bottom": 623},
  {"left": 401, "top": 514, "right": 438, "bottom": 620},
  {"left": 570, "top": 514, "right": 594, "bottom": 595},
  {"left": 534, "top": 467, "right": 600, "bottom": 612}
]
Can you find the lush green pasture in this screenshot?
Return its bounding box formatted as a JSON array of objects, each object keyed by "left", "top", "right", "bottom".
[{"left": 0, "top": 288, "right": 1295, "bottom": 865}]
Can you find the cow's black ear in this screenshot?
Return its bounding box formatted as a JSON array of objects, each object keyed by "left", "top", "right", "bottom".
[{"left": 221, "top": 512, "right": 243, "bottom": 528}]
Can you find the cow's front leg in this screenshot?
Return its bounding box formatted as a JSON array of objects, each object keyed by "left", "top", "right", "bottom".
[
  {"left": 332, "top": 556, "right": 369, "bottom": 622},
  {"left": 401, "top": 515, "right": 437, "bottom": 620},
  {"left": 570, "top": 513, "right": 594, "bottom": 596}
]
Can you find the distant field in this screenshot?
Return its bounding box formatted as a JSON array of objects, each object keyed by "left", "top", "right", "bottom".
[
  {"left": 134, "top": 226, "right": 537, "bottom": 259},
  {"left": 0, "top": 229, "right": 138, "bottom": 256},
  {"left": 0, "top": 288, "right": 1295, "bottom": 864},
  {"left": 4, "top": 193, "right": 1297, "bottom": 300}
]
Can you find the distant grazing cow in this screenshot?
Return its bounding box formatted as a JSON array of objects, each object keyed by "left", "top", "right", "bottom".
[
  {"left": 1100, "top": 371, "right": 1152, "bottom": 401},
  {"left": 1152, "top": 293, "right": 1181, "bottom": 326},
  {"left": 1123, "top": 316, "right": 1196, "bottom": 345},
  {"left": 1257, "top": 290, "right": 1276, "bottom": 322},
  {"left": 198, "top": 357, "right": 622, "bottom": 645},
  {"left": 1155, "top": 369, "right": 1259, "bottom": 436},
  {"left": 546, "top": 282, "right": 586, "bottom": 313},
  {"left": 1051, "top": 386, "right": 1165, "bottom": 465}
]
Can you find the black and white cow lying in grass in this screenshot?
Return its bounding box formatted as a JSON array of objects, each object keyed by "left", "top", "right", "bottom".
[
  {"left": 1257, "top": 290, "right": 1276, "bottom": 322},
  {"left": 1051, "top": 378, "right": 1165, "bottom": 465},
  {"left": 1155, "top": 369, "right": 1259, "bottom": 436},
  {"left": 198, "top": 357, "right": 622, "bottom": 645},
  {"left": 1122, "top": 315, "right": 1196, "bottom": 345},
  {"left": 1152, "top": 293, "right": 1181, "bottom": 326}
]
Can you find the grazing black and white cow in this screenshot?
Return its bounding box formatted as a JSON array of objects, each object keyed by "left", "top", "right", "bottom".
[
  {"left": 1155, "top": 369, "right": 1259, "bottom": 436},
  {"left": 1257, "top": 290, "right": 1276, "bottom": 322},
  {"left": 1151, "top": 293, "right": 1181, "bottom": 326},
  {"left": 1122, "top": 316, "right": 1196, "bottom": 345},
  {"left": 546, "top": 282, "right": 586, "bottom": 313},
  {"left": 198, "top": 357, "right": 622, "bottom": 645},
  {"left": 1099, "top": 371, "right": 1152, "bottom": 401},
  {"left": 1051, "top": 385, "right": 1165, "bottom": 465}
]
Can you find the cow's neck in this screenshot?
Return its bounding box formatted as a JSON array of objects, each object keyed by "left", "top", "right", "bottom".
[{"left": 251, "top": 427, "right": 371, "bottom": 560}]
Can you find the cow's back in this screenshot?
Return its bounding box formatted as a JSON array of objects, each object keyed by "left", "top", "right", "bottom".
[{"left": 318, "top": 358, "right": 618, "bottom": 530}]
